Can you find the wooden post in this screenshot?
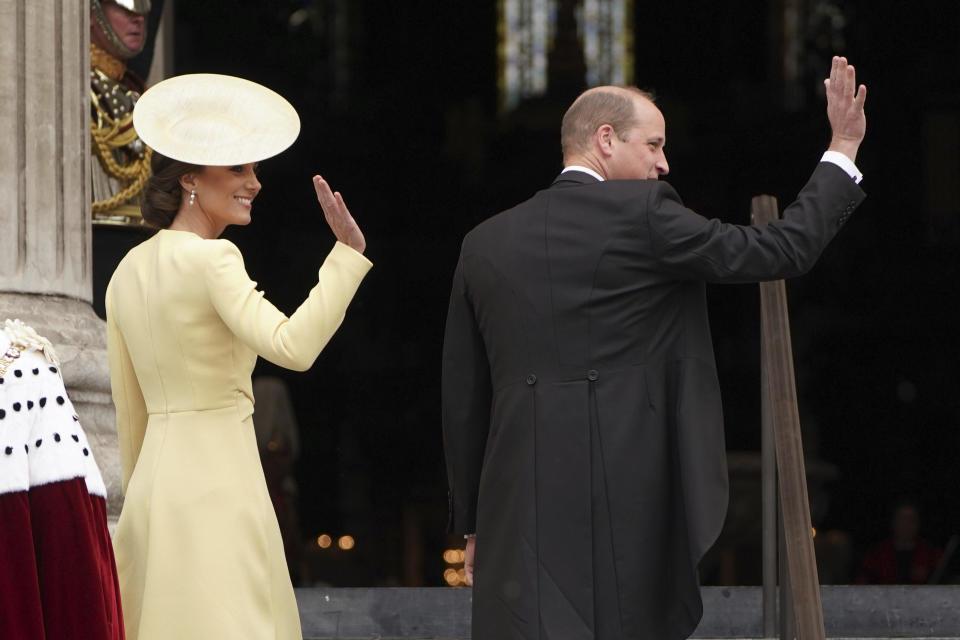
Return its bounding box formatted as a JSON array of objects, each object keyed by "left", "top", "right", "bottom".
[
  {"left": 752, "top": 195, "right": 825, "bottom": 640},
  {"left": 779, "top": 506, "right": 797, "bottom": 639},
  {"left": 760, "top": 315, "right": 777, "bottom": 637}
]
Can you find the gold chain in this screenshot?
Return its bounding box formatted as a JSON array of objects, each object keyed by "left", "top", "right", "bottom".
[
  {"left": 92, "top": 145, "right": 152, "bottom": 213},
  {"left": 91, "top": 79, "right": 153, "bottom": 213},
  {"left": 89, "top": 62, "right": 150, "bottom": 212}
]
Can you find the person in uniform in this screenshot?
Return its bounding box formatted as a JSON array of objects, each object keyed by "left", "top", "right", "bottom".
[{"left": 90, "top": 0, "right": 153, "bottom": 226}]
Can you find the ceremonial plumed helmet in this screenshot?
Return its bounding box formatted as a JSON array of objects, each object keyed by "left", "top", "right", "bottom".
[
  {"left": 91, "top": 0, "right": 151, "bottom": 60},
  {"left": 108, "top": 0, "right": 151, "bottom": 13}
]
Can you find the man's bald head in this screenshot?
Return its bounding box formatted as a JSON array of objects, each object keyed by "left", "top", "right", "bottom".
[{"left": 560, "top": 86, "right": 656, "bottom": 160}]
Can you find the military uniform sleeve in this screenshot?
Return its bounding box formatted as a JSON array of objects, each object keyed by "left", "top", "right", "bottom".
[
  {"left": 646, "top": 161, "right": 865, "bottom": 283},
  {"left": 441, "top": 252, "right": 493, "bottom": 535},
  {"left": 105, "top": 284, "right": 148, "bottom": 495},
  {"left": 204, "top": 240, "right": 372, "bottom": 371}
]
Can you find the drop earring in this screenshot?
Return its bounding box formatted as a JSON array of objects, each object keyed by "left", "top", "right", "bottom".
[{"left": 189, "top": 190, "right": 196, "bottom": 206}]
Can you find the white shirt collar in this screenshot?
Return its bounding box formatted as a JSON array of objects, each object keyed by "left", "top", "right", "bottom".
[{"left": 561, "top": 165, "right": 605, "bottom": 182}]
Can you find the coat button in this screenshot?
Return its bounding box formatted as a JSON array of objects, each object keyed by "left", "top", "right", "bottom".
[
  {"left": 587, "top": 369, "right": 599, "bottom": 381},
  {"left": 526, "top": 374, "right": 537, "bottom": 385}
]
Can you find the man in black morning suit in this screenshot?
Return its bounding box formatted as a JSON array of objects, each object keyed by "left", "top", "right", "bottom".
[{"left": 442, "top": 57, "right": 867, "bottom": 640}]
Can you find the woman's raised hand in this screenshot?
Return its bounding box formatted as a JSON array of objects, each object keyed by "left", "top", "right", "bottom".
[{"left": 313, "top": 175, "right": 366, "bottom": 254}]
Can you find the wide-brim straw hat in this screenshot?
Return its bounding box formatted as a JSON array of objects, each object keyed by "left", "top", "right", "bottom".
[{"left": 133, "top": 73, "right": 300, "bottom": 166}]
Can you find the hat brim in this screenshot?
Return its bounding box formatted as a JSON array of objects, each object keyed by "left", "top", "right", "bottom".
[{"left": 133, "top": 73, "right": 300, "bottom": 166}]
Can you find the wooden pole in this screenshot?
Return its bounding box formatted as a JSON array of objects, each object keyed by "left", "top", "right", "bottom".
[
  {"left": 760, "top": 306, "right": 777, "bottom": 637},
  {"left": 779, "top": 505, "right": 797, "bottom": 639},
  {"left": 752, "top": 195, "right": 825, "bottom": 640}
]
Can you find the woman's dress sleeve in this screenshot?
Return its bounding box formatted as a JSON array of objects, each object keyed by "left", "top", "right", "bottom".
[{"left": 204, "top": 240, "right": 372, "bottom": 371}]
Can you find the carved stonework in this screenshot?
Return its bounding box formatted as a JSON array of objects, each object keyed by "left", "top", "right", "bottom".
[{"left": 0, "top": 0, "right": 91, "bottom": 301}]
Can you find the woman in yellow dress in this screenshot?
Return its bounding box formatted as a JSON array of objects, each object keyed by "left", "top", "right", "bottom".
[{"left": 105, "top": 74, "right": 372, "bottom": 640}]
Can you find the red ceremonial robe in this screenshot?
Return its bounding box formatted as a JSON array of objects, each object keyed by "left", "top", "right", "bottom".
[{"left": 0, "top": 323, "right": 124, "bottom": 640}]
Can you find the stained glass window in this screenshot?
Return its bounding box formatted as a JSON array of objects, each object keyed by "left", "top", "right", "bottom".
[{"left": 498, "top": 0, "right": 633, "bottom": 111}]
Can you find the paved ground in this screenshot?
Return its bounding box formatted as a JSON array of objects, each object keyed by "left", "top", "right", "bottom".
[{"left": 295, "top": 586, "right": 960, "bottom": 639}]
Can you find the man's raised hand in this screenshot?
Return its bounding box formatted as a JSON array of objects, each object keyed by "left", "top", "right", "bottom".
[{"left": 825, "top": 56, "right": 867, "bottom": 162}]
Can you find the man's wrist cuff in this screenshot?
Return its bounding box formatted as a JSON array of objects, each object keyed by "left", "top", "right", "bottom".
[{"left": 821, "top": 150, "right": 863, "bottom": 184}]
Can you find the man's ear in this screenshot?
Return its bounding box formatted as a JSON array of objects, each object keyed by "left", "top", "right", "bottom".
[{"left": 595, "top": 124, "right": 616, "bottom": 158}]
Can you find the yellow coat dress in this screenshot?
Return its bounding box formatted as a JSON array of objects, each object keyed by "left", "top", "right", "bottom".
[{"left": 105, "top": 229, "right": 371, "bottom": 640}]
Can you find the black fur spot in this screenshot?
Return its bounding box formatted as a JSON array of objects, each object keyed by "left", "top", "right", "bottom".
[
  {"left": 56, "top": 396, "right": 65, "bottom": 405},
  {"left": 4, "top": 447, "right": 12, "bottom": 455},
  {"left": 31, "top": 368, "right": 38, "bottom": 375},
  {"left": 39, "top": 397, "right": 46, "bottom": 408},
  {"left": 35, "top": 439, "right": 41, "bottom": 448},
  {"left": 71, "top": 434, "right": 79, "bottom": 442},
  {"left": 14, "top": 370, "right": 22, "bottom": 377},
  {"left": 54, "top": 433, "right": 61, "bottom": 442},
  {"left": 82, "top": 448, "right": 89, "bottom": 456},
  {"left": 26, "top": 400, "right": 33, "bottom": 410},
  {"left": 13, "top": 403, "right": 21, "bottom": 412}
]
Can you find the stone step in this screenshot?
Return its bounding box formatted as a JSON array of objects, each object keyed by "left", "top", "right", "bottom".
[{"left": 295, "top": 585, "right": 960, "bottom": 639}]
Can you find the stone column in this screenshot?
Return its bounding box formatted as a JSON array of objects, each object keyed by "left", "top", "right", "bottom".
[{"left": 0, "top": 0, "right": 123, "bottom": 526}]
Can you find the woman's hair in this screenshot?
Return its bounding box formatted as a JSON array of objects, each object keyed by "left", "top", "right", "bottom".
[{"left": 140, "top": 152, "right": 202, "bottom": 228}]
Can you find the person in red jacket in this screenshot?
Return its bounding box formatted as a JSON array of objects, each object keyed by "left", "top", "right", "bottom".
[{"left": 858, "top": 500, "right": 943, "bottom": 584}]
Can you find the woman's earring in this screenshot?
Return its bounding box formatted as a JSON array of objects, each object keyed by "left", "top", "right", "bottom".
[{"left": 189, "top": 190, "right": 196, "bottom": 206}]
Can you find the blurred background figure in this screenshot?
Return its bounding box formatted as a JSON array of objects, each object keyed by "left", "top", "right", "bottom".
[
  {"left": 815, "top": 529, "right": 854, "bottom": 584},
  {"left": 253, "top": 375, "right": 305, "bottom": 585},
  {"left": 857, "top": 499, "right": 942, "bottom": 584}
]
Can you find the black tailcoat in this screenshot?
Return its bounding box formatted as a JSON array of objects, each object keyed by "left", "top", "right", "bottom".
[{"left": 442, "top": 163, "right": 865, "bottom": 639}]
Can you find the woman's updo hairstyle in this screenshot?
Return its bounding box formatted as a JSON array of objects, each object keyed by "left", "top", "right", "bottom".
[{"left": 140, "top": 152, "right": 202, "bottom": 228}]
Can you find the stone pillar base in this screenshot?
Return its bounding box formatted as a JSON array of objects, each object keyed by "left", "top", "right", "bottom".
[{"left": 0, "top": 292, "right": 122, "bottom": 529}]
